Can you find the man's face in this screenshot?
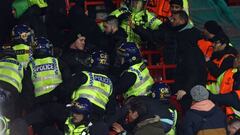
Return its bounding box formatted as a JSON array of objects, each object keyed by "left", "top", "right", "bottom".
[
  {"left": 103, "top": 22, "right": 113, "bottom": 34},
  {"left": 170, "top": 14, "right": 184, "bottom": 27},
  {"left": 170, "top": 4, "right": 183, "bottom": 13},
  {"left": 70, "top": 36, "right": 86, "bottom": 50},
  {"left": 72, "top": 113, "right": 84, "bottom": 124},
  {"left": 202, "top": 29, "right": 215, "bottom": 39},
  {"left": 127, "top": 110, "right": 139, "bottom": 123},
  {"left": 132, "top": 0, "right": 144, "bottom": 12},
  {"left": 213, "top": 41, "right": 226, "bottom": 52}
]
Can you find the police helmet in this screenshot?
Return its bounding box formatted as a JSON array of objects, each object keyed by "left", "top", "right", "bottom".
[
  {"left": 151, "top": 83, "right": 171, "bottom": 101},
  {"left": 69, "top": 98, "right": 92, "bottom": 115},
  {"left": 34, "top": 37, "right": 53, "bottom": 56},
  {"left": 90, "top": 50, "right": 110, "bottom": 70},
  {"left": 117, "top": 42, "right": 142, "bottom": 65},
  {"left": 11, "top": 24, "right": 35, "bottom": 46}
]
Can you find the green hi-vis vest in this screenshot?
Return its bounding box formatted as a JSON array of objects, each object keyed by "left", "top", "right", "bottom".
[
  {"left": 111, "top": 8, "right": 162, "bottom": 45},
  {"left": 71, "top": 71, "right": 113, "bottom": 110},
  {"left": 165, "top": 109, "right": 178, "bottom": 135},
  {"left": 0, "top": 116, "right": 10, "bottom": 135},
  {"left": 12, "top": 44, "right": 32, "bottom": 69},
  {"left": 123, "top": 62, "right": 154, "bottom": 99},
  {"left": 12, "top": 0, "right": 48, "bottom": 18},
  {"left": 65, "top": 117, "right": 92, "bottom": 135},
  {"left": 0, "top": 58, "right": 24, "bottom": 93},
  {"left": 29, "top": 57, "right": 62, "bottom": 97}
]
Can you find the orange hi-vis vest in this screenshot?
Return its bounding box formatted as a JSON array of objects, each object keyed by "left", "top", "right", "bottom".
[
  {"left": 197, "top": 39, "right": 213, "bottom": 60},
  {"left": 219, "top": 68, "right": 237, "bottom": 94},
  {"left": 207, "top": 54, "right": 235, "bottom": 82}
]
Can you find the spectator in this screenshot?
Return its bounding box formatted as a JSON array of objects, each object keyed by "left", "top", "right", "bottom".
[
  {"left": 132, "top": 0, "right": 183, "bottom": 63},
  {"left": 182, "top": 85, "right": 228, "bottom": 135},
  {"left": 172, "top": 11, "right": 207, "bottom": 113},
  {"left": 112, "top": 98, "right": 165, "bottom": 135},
  {"left": 103, "top": 15, "right": 127, "bottom": 76},
  {"left": 61, "top": 33, "right": 92, "bottom": 74}
]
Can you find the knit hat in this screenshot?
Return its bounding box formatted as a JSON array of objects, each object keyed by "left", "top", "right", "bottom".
[
  {"left": 190, "top": 85, "right": 209, "bottom": 101},
  {"left": 204, "top": 20, "right": 223, "bottom": 35},
  {"left": 170, "top": 0, "right": 183, "bottom": 7}
]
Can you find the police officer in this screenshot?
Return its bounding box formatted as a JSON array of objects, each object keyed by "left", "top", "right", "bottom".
[
  {"left": 65, "top": 97, "right": 108, "bottom": 135},
  {"left": 115, "top": 42, "right": 154, "bottom": 99},
  {"left": 0, "top": 46, "right": 25, "bottom": 120},
  {"left": 0, "top": 89, "right": 10, "bottom": 135},
  {"left": 11, "top": 24, "right": 35, "bottom": 69},
  {"left": 71, "top": 50, "right": 113, "bottom": 121},
  {"left": 24, "top": 37, "right": 71, "bottom": 133},
  {"left": 150, "top": 83, "right": 177, "bottom": 135},
  {"left": 111, "top": 0, "right": 162, "bottom": 45}
]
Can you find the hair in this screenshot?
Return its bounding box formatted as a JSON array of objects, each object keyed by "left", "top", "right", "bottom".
[
  {"left": 174, "top": 10, "right": 189, "bottom": 23},
  {"left": 104, "top": 15, "right": 119, "bottom": 27},
  {"left": 127, "top": 98, "right": 148, "bottom": 117}
]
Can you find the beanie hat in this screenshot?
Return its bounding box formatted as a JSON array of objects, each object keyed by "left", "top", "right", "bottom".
[
  {"left": 170, "top": 0, "right": 183, "bottom": 7},
  {"left": 190, "top": 85, "right": 209, "bottom": 101},
  {"left": 204, "top": 20, "right": 223, "bottom": 35}
]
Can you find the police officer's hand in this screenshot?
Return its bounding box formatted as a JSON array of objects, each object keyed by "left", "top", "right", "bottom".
[
  {"left": 112, "top": 122, "right": 125, "bottom": 133},
  {"left": 175, "top": 90, "right": 186, "bottom": 100}
]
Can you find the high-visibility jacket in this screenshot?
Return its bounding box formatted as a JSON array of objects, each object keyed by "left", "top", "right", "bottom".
[
  {"left": 207, "top": 54, "right": 235, "bottom": 82},
  {"left": 111, "top": 8, "right": 162, "bottom": 45},
  {"left": 65, "top": 117, "right": 92, "bottom": 135},
  {"left": 71, "top": 71, "right": 112, "bottom": 110},
  {"left": 12, "top": 0, "right": 48, "bottom": 18},
  {"left": 0, "top": 57, "right": 24, "bottom": 93},
  {"left": 29, "top": 57, "right": 62, "bottom": 97},
  {"left": 217, "top": 69, "right": 239, "bottom": 119},
  {"left": 0, "top": 116, "right": 10, "bottom": 135},
  {"left": 217, "top": 68, "right": 237, "bottom": 94},
  {"left": 165, "top": 108, "right": 177, "bottom": 135},
  {"left": 123, "top": 62, "right": 154, "bottom": 99},
  {"left": 12, "top": 44, "right": 32, "bottom": 68},
  {"left": 197, "top": 39, "right": 213, "bottom": 60}
]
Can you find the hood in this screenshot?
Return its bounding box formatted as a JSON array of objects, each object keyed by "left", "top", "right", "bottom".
[
  {"left": 191, "top": 100, "right": 215, "bottom": 112},
  {"left": 137, "top": 115, "right": 161, "bottom": 128},
  {"left": 12, "top": 0, "right": 30, "bottom": 18}
]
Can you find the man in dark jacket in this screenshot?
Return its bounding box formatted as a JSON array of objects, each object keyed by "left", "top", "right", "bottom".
[
  {"left": 103, "top": 16, "right": 127, "bottom": 64},
  {"left": 112, "top": 98, "right": 165, "bottom": 135},
  {"left": 169, "top": 11, "right": 207, "bottom": 113},
  {"left": 182, "top": 85, "right": 228, "bottom": 135},
  {"left": 23, "top": 37, "right": 71, "bottom": 133}
]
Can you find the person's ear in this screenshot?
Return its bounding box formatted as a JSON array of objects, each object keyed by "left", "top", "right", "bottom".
[{"left": 133, "top": 111, "right": 139, "bottom": 119}]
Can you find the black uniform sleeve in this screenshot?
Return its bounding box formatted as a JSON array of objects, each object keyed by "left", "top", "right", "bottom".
[
  {"left": 233, "top": 71, "right": 240, "bottom": 90},
  {"left": 21, "top": 67, "right": 35, "bottom": 111},
  {"left": 53, "top": 58, "right": 72, "bottom": 103},
  {"left": 115, "top": 72, "right": 137, "bottom": 95},
  {"left": 207, "top": 56, "right": 235, "bottom": 78}
]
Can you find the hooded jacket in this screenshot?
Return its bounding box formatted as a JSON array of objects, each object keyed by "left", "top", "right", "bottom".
[{"left": 182, "top": 100, "right": 227, "bottom": 135}]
